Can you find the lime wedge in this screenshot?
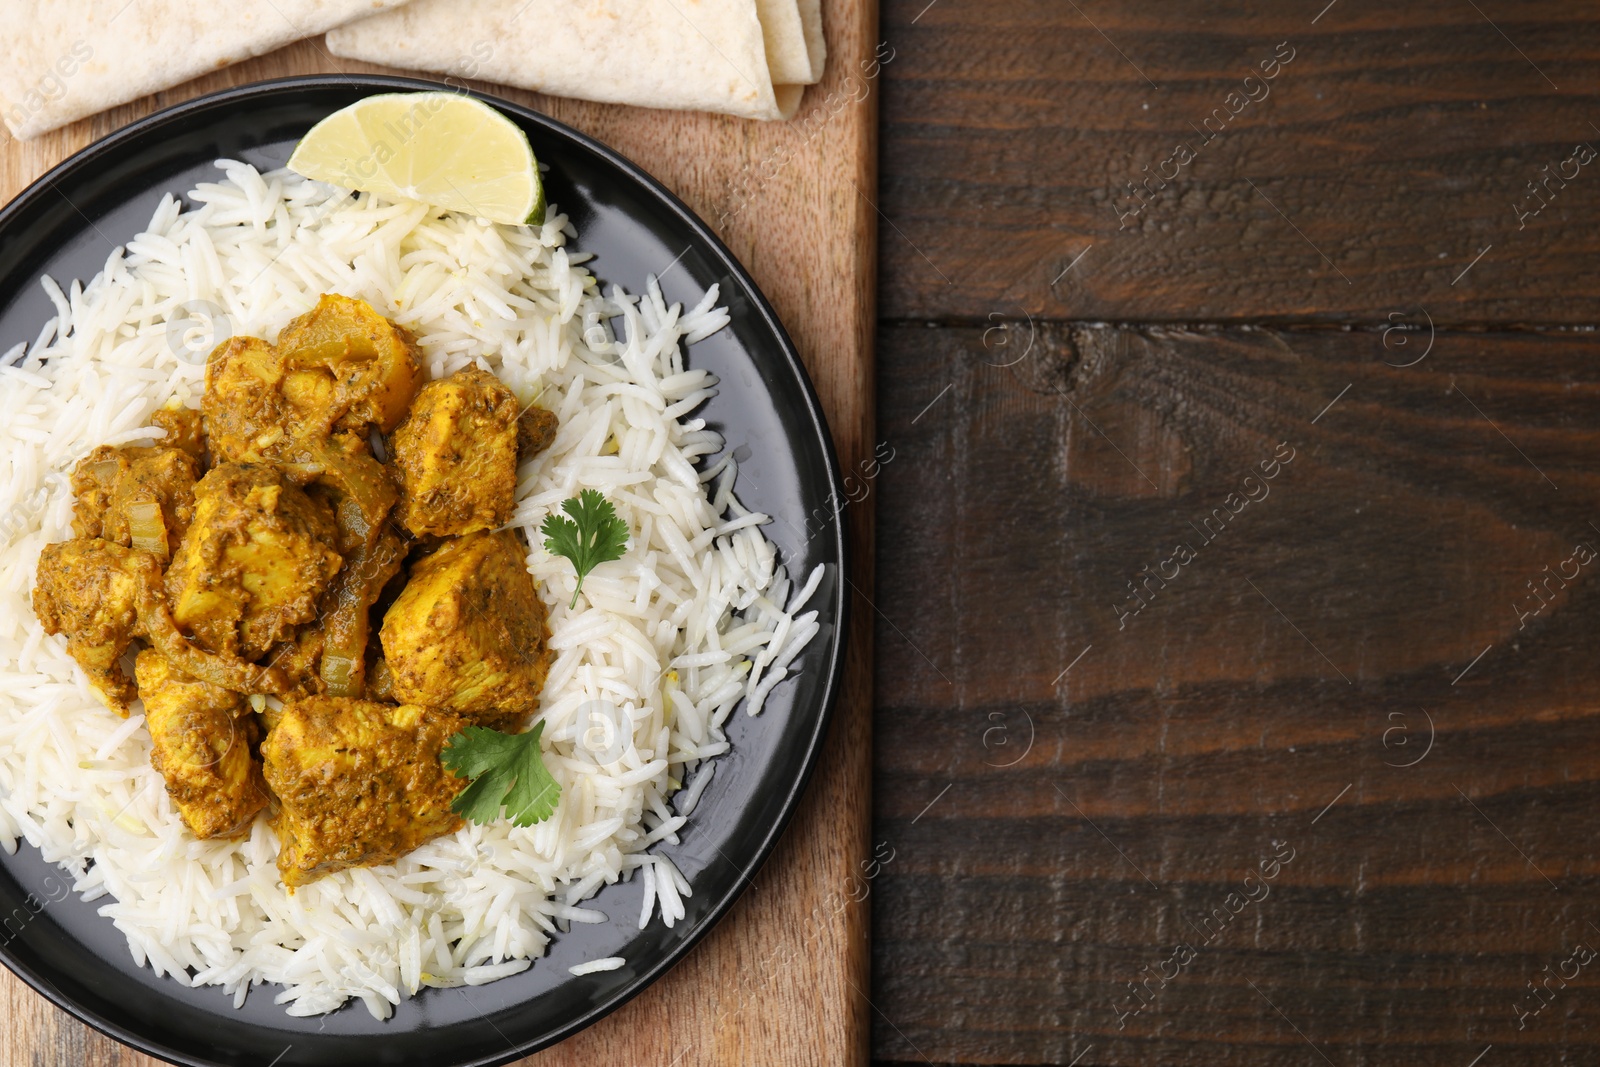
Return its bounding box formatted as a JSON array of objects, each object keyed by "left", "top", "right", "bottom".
[{"left": 288, "top": 92, "right": 544, "bottom": 227}]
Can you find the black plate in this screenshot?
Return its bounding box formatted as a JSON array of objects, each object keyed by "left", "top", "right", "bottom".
[{"left": 0, "top": 76, "right": 847, "bottom": 1066}]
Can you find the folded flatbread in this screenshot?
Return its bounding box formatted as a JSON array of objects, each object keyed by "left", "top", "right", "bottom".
[
  {"left": 0, "top": 0, "right": 419, "bottom": 140},
  {"left": 328, "top": 0, "right": 826, "bottom": 122},
  {"left": 795, "top": 0, "right": 825, "bottom": 85},
  {"left": 755, "top": 0, "right": 816, "bottom": 86}
]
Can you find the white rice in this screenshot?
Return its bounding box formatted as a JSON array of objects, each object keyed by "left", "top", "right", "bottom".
[
  {"left": 0, "top": 161, "right": 820, "bottom": 1017},
  {"left": 567, "top": 956, "right": 625, "bottom": 976}
]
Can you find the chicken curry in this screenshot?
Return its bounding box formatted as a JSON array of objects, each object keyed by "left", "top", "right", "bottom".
[{"left": 32, "top": 294, "right": 557, "bottom": 888}]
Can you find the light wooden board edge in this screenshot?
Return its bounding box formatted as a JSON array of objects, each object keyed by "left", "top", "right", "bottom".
[{"left": 0, "top": 0, "right": 878, "bottom": 1062}]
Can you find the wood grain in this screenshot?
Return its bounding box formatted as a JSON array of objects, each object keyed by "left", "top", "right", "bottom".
[
  {"left": 0, "top": 0, "right": 877, "bottom": 1062},
  {"left": 871, "top": 319, "right": 1600, "bottom": 1066},
  {"left": 876, "top": 0, "right": 1600, "bottom": 325}
]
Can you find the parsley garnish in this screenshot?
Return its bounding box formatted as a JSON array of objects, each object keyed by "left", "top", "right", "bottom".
[
  {"left": 441, "top": 722, "right": 561, "bottom": 827},
  {"left": 541, "top": 489, "right": 629, "bottom": 609}
]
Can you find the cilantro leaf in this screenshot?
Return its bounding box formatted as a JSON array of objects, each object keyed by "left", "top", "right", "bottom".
[
  {"left": 541, "top": 488, "right": 629, "bottom": 609},
  {"left": 441, "top": 722, "right": 561, "bottom": 827}
]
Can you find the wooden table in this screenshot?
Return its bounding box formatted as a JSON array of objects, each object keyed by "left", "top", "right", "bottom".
[
  {"left": 870, "top": 1, "right": 1600, "bottom": 1065},
  {"left": 0, "top": 2, "right": 876, "bottom": 1064}
]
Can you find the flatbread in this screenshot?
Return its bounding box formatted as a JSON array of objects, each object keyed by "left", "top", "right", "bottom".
[
  {"left": 754, "top": 0, "right": 812, "bottom": 86},
  {"left": 327, "top": 0, "right": 817, "bottom": 122},
  {"left": 796, "top": 0, "right": 826, "bottom": 84},
  {"left": 0, "top": 0, "right": 419, "bottom": 140}
]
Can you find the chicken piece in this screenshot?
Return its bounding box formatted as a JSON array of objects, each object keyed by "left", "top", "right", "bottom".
[
  {"left": 262, "top": 696, "right": 467, "bottom": 888},
  {"left": 517, "top": 404, "right": 559, "bottom": 461},
  {"left": 203, "top": 336, "right": 304, "bottom": 472},
  {"left": 69, "top": 444, "right": 199, "bottom": 559},
  {"left": 33, "top": 539, "right": 162, "bottom": 715},
  {"left": 274, "top": 293, "right": 426, "bottom": 436},
  {"left": 164, "top": 464, "right": 343, "bottom": 660},
  {"left": 390, "top": 366, "right": 522, "bottom": 537},
  {"left": 67, "top": 448, "right": 123, "bottom": 540},
  {"left": 150, "top": 404, "right": 206, "bottom": 463},
  {"left": 380, "top": 530, "right": 551, "bottom": 731},
  {"left": 204, "top": 331, "right": 400, "bottom": 545},
  {"left": 32, "top": 536, "right": 284, "bottom": 709},
  {"left": 134, "top": 650, "right": 269, "bottom": 839},
  {"left": 204, "top": 296, "right": 423, "bottom": 474}
]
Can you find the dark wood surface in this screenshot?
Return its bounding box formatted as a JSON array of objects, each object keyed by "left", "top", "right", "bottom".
[
  {"left": 876, "top": 0, "right": 1599, "bottom": 324},
  {"left": 870, "top": 1, "right": 1600, "bottom": 1065}
]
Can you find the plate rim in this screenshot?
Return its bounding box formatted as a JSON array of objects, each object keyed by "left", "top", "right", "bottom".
[{"left": 0, "top": 73, "right": 851, "bottom": 1067}]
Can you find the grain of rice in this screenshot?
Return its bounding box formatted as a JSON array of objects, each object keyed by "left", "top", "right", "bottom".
[{"left": 568, "top": 956, "right": 625, "bottom": 975}]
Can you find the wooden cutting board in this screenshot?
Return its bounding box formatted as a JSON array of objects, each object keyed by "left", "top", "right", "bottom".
[{"left": 0, "top": 1, "right": 877, "bottom": 1063}]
